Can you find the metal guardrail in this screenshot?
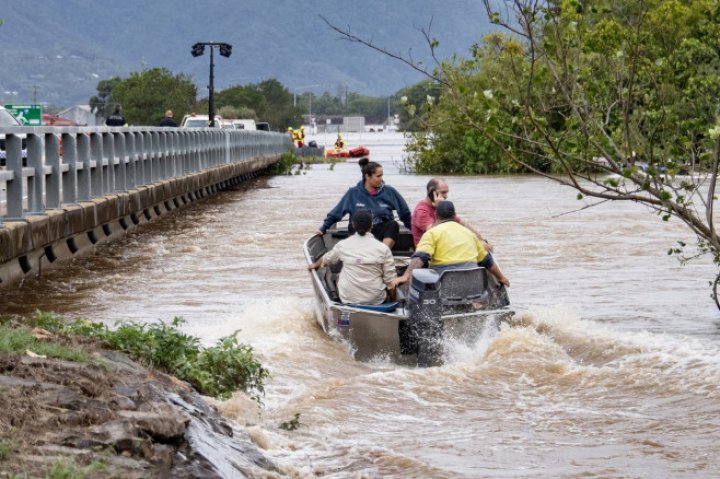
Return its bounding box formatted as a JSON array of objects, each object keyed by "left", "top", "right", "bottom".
[{"left": 0, "top": 126, "right": 290, "bottom": 225}]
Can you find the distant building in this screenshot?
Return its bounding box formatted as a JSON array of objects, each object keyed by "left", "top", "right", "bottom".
[
  {"left": 343, "top": 116, "right": 365, "bottom": 132},
  {"left": 57, "top": 105, "right": 99, "bottom": 126},
  {"left": 42, "top": 113, "right": 76, "bottom": 126}
]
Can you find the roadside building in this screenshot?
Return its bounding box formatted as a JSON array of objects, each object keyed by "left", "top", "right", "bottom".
[{"left": 58, "top": 105, "right": 99, "bottom": 126}]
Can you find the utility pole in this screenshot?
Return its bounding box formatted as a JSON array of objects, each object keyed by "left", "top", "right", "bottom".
[{"left": 33, "top": 85, "right": 38, "bottom": 104}]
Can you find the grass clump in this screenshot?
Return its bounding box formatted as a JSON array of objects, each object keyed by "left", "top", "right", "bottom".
[
  {"left": 45, "top": 457, "right": 106, "bottom": 479},
  {"left": 0, "top": 438, "right": 18, "bottom": 460},
  {"left": 0, "top": 323, "right": 91, "bottom": 363},
  {"left": 34, "top": 312, "right": 268, "bottom": 401}
]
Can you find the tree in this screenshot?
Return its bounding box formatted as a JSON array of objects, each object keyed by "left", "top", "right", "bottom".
[
  {"left": 89, "top": 77, "right": 123, "bottom": 120},
  {"left": 324, "top": 2, "right": 720, "bottom": 299},
  {"left": 103, "top": 68, "right": 197, "bottom": 126},
  {"left": 213, "top": 79, "right": 300, "bottom": 131}
]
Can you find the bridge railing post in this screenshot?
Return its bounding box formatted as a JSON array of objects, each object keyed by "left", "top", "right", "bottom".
[
  {"left": 45, "top": 131, "right": 62, "bottom": 209},
  {"left": 4, "top": 134, "right": 25, "bottom": 220},
  {"left": 26, "top": 133, "right": 45, "bottom": 215},
  {"left": 61, "top": 132, "right": 77, "bottom": 204}
]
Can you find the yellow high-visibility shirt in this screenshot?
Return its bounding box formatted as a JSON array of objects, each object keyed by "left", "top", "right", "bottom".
[{"left": 415, "top": 220, "right": 488, "bottom": 267}]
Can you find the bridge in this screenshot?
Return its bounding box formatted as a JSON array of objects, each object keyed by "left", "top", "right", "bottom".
[{"left": 0, "top": 126, "right": 289, "bottom": 288}]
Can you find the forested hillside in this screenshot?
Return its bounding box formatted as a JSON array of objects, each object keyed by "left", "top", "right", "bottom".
[{"left": 0, "top": 0, "right": 492, "bottom": 106}]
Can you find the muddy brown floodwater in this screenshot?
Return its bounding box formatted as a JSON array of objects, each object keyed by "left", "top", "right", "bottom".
[{"left": 2, "top": 132, "right": 719, "bottom": 478}]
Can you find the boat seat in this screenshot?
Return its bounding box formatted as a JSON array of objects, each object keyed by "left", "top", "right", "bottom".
[
  {"left": 306, "top": 235, "right": 327, "bottom": 262},
  {"left": 438, "top": 267, "right": 489, "bottom": 307},
  {"left": 331, "top": 230, "right": 350, "bottom": 239},
  {"left": 346, "top": 301, "right": 400, "bottom": 313},
  {"left": 323, "top": 267, "right": 341, "bottom": 302}
]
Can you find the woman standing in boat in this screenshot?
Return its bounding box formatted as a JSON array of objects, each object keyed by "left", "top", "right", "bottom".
[{"left": 316, "top": 158, "right": 411, "bottom": 249}]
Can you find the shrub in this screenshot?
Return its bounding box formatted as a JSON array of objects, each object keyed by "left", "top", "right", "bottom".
[
  {"left": 270, "top": 149, "right": 298, "bottom": 175},
  {"left": 32, "top": 312, "right": 268, "bottom": 401}
]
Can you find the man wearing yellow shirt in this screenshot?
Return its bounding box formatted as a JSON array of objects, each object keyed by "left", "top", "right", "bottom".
[{"left": 393, "top": 201, "right": 509, "bottom": 288}]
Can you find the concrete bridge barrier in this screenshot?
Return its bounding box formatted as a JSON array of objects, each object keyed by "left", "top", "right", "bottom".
[{"left": 0, "top": 126, "right": 290, "bottom": 288}]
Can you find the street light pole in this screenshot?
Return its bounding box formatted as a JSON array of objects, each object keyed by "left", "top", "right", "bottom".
[
  {"left": 191, "top": 42, "right": 232, "bottom": 128},
  {"left": 208, "top": 46, "right": 215, "bottom": 127}
]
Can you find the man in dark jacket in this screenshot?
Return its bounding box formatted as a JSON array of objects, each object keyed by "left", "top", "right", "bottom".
[
  {"left": 159, "top": 110, "right": 178, "bottom": 127},
  {"left": 105, "top": 107, "right": 126, "bottom": 127}
]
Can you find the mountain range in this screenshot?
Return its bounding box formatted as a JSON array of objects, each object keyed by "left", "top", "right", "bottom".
[{"left": 0, "top": 0, "right": 494, "bottom": 107}]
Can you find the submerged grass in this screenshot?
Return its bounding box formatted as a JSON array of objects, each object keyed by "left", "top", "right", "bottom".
[{"left": 33, "top": 312, "right": 269, "bottom": 401}]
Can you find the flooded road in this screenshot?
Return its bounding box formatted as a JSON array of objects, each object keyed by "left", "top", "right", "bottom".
[{"left": 1, "top": 132, "right": 719, "bottom": 478}]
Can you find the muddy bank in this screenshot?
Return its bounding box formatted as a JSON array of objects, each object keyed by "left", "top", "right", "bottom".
[{"left": 0, "top": 347, "right": 277, "bottom": 478}]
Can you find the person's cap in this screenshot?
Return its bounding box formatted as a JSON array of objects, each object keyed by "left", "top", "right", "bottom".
[
  {"left": 436, "top": 200, "right": 455, "bottom": 220},
  {"left": 351, "top": 209, "right": 373, "bottom": 230}
]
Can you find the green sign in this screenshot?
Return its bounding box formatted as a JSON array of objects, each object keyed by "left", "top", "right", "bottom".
[{"left": 4, "top": 104, "right": 42, "bottom": 126}]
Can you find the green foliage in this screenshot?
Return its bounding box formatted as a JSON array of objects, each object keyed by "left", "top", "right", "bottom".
[
  {"left": 0, "top": 438, "right": 18, "bottom": 460},
  {"left": 271, "top": 149, "right": 299, "bottom": 175},
  {"left": 108, "top": 68, "right": 198, "bottom": 126},
  {"left": 188, "top": 333, "right": 269, "bottom": 401},
  {"left": 217, "top": 105, "right": 256, "bottom": 120},
  {"left": 88, "top": 77, "right": 123, "bottom": 120},
  {"left": 46, "top": 458, "right": 101, "bottom": 479},
  {"left": 279, "top": 413, "right": 302, "bottom": 431},
  {"left": 408, "top": 0, "right": 720, "bottom": 179},
  {"left": 214, "top": 79, "right": 300, "bottom": 131},
  {"left": 0, "top": 324, "right": 91, "bottom": 363},
  {"left": 103, "top": 317, "right": 201, "bottom": 372},
  {"left": 395, "top": 80, "right": 443, "bottom": 132},
  {"left": 35, "top": 312, "right": 269, "bottom": 401}
]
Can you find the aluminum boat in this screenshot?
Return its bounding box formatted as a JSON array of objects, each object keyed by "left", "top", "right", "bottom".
[{"left": 304, "top": 227, "right": 513, "bottom": 366}]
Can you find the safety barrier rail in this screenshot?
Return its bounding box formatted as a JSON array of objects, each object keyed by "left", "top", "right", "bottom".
[{"left": 0, "top": 126, "right": 290, "bottom": 225}]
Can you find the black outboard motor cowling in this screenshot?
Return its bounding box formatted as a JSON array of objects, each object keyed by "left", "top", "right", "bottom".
[{"left": 403, "top": 269, "right": 443, "bottom": 367}]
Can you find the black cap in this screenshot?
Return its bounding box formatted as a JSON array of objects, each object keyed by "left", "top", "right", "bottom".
[
  {"left": 436, "top": 200, "right": 455, "bottom": 220},
  {"left": 352, "top": 209, "right": 373, "bottom": 231}
]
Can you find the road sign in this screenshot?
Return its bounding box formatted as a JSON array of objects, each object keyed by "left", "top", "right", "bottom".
[{"left": 4, "top": 104, "right": 42, "bottom": 126}]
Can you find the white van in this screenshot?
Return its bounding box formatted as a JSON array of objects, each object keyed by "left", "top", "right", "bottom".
[{"left": 230, "top": 119, "right": 256, "bottom": 130}]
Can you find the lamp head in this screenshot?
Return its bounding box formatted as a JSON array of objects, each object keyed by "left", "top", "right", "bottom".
[
  {"left": 219, "top": 43, "right": 232, "bottom": 58},
  {"left": 191, "top": 43, "right": 205, "bottom": 57}
]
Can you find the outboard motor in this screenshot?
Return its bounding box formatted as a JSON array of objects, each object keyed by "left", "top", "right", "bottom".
[{"left": 403, "top": 269, "right": 443, "bottom": 367}]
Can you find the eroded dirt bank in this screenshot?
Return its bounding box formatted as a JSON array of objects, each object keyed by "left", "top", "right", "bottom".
[{"left": 0, "top": 348, "right": 277, "bottom": 478}]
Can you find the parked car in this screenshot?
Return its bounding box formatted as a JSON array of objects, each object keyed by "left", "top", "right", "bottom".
[
  {"left": 256, "top": 122, "right": 270, "bottom": 131},
  {"left": 0, "top": 105, "right": 27, "bottom": 167}
]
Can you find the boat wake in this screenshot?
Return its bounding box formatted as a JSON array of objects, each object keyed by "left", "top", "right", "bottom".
[{"left": 210, "top": 302, "right": 720, "bottom": 478}]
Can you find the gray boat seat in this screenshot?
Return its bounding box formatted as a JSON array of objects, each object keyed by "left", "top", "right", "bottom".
[
  {"left": 307, "top": 235, "right": 327, "bottom": 262},
  {"left": 438, "top": 267, "right": 489, "bottom": 308}
]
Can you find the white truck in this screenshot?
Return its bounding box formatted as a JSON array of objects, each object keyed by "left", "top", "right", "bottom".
[
  {"left": 230, "top": 119, "right": 256, "bottom": 130},
  {"left": 180, "top": 114, "right": 223, "bottom": 128}
]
